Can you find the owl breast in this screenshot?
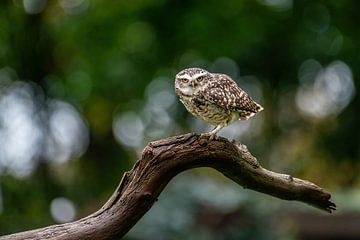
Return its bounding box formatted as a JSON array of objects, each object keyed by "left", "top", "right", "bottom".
[{"left": 179, "top": 92, "right": 231, "bottom": 126}]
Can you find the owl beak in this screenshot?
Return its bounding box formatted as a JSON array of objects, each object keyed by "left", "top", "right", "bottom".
[{"left": 192, "top": 81, "right": 197, "bottom": 89}]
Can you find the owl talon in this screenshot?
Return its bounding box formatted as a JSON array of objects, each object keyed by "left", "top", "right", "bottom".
[
  {"left": 210, "top": 134, "right": 219, "bottom": 140},
  {"left": 201, "top": 132, "right": 218, "bottom": 141}
]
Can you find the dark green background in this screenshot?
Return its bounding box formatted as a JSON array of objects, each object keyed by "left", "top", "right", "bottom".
[{"left": 0, "top": 0, "right": 359, "bottom": 239}]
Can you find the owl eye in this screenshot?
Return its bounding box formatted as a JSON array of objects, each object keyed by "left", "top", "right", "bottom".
[
  {"left": 181, "top": 78, "right": 189, "bottom": 83},
  {"left": 197, "top": 76, "right": 204, "bottom": 81}
]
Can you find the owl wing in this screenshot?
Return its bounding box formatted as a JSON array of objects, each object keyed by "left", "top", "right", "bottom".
[{"left": 202, "top": 74, "right": 263, "bottom": 119}]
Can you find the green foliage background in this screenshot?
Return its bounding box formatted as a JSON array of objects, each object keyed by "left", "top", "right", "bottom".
[{"left": 0, "top": 0, "right": 359, "bottom": 239}]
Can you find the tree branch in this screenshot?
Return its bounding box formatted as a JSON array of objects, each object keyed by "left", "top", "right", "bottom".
[{"left": 0, "top": 133, "right": 336, "bottom": 240}]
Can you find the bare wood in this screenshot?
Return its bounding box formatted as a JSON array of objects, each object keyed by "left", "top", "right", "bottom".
[{"left": 1, "top": 133, "right": 336, "bottom": 240}]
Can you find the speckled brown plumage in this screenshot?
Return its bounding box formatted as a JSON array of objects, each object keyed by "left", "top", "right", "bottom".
[{"left": 175, "top": 67, "right": 263, "bottom": 139}]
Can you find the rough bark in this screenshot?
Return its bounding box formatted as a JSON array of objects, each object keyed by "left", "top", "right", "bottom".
[{"left": 1, "top": 133, "right": 336, "bottom": 240}]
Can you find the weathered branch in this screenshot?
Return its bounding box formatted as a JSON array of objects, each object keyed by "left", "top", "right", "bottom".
[{"left": 1, "top": 133, "right": 336, "bottom": 240}]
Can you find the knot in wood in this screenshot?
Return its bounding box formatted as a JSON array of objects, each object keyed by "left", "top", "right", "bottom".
[
  {"left": 141, "top": 191, "right": 157, "bottom": 202},
  {"left": 142, "top": 146, "right": 153, "bottom": 160}
]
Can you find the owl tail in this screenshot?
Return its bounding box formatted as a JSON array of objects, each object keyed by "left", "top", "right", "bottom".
[
  {"left": 239, "top": 101, "right": 263, "bottom": 120},
  {"left": 255, "top": 101, "right": 264, "bottom": 112}
]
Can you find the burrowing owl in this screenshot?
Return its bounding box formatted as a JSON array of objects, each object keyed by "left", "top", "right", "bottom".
[{"left": 175, "top": 67, "right": 263, "bottom": 139}]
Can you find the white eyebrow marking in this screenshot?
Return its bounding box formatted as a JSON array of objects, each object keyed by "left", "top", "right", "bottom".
[
  {"left": 192, "top": 72, "right": 207, "bottom": 79},
  {"left": 177, "top": 73, "right": 192, "bottom": 80}
]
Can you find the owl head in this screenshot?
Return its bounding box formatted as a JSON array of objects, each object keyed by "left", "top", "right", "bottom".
[{"left": 175, "top": 68, "right": 211, "bottom": 96}]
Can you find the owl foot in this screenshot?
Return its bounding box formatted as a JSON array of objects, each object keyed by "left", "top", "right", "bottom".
[
  {"left": 201, "top": 124, "right": 224, "bottom": 140},
  {"left": 201, "top": 132, "right": 218, "bottom": 141},
  {"left": 209, "top": 134, "right": 219, "bottom": 140}
]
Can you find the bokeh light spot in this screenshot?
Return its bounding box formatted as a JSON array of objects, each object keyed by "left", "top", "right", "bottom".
[
  {"left": 0, "top": 79, "right": 89, "bottom": 177},
  {"left": 296, "top": 60, "right": 355, "bottom": 119},
  {"left": 45, "top": 100, "right": 89, "bottom": 164},
  {"left": 0, "top": 82, "right": 43, "bottom": 178},
  {"left": 113, "top": 111, "right": 144, "bottom": 148},
  {"left": 23, "top": 0, "right": 46, "bottom": 14},
  {"left": 50, "top": 197, "right": 76, "bottom": 223},
  {"left": 59, "top": 0, "right": 89, "bottom": 15}
]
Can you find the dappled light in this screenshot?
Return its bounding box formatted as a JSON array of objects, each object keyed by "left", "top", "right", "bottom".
[
  {"left": 1, "top": 0, "right": 359, "bottom": 239},
  {"left": 296, "top": 60, "right": 355, "bottom": 119},
  {"left": 0, "top": 82, "right": 43, "bottom": 177},
  {"left": 113, "top": 77, "right": 178, "bottom": 155},
  {"left": 0, "top": 70, "right": 89, "bottom": 178},
  {"left": 45, "top": 100, "right": 89, "bottom": 164},
  {"left": 50, "top": 197, "right": 76, "bottom": 223},
  {"left": 113, "top": 111, "right": 145, "bottom": 149}
]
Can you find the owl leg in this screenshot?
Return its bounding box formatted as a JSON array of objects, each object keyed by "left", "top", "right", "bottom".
[{"left": 202, "top": 124, "right": 224, "bottom": 140}]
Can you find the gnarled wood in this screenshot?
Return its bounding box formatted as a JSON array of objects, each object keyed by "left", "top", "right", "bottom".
[{"left": 0, "top": 133, "right": 336, "bottom": 240}]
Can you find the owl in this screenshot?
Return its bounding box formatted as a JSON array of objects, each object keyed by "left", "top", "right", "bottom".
[{"left": 175, "top": 67, "right": 263, "bottom": 139}]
